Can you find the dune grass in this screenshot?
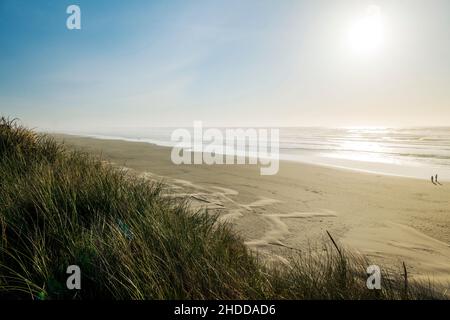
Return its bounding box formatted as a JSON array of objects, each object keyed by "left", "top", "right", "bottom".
[{"left": 0, "top": 117, "right": 446, "bottom": 300}]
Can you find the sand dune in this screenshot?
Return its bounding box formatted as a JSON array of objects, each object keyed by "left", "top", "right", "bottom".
[{"left": 54, "top": 134, "right": 450, "bottom": 281}]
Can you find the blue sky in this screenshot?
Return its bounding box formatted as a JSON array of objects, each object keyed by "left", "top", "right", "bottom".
[{"left": 1, "top": 0, "right": 449, "bottom": 130}]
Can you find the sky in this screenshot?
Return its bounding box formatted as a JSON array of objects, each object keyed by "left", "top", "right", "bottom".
[{"left": 0, "top": 0, "right": 449, "bottom": 131}]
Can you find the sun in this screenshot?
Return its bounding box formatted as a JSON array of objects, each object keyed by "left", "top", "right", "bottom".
[{"left": 346, "top": 5, "right": 385, "bottom": 55}]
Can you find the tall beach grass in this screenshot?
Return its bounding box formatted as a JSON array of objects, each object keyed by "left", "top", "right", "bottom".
[{"left": 0, "top": 117, "right": 446, "bottom": 299}]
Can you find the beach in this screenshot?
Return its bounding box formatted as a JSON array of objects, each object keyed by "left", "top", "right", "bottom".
[{"left": 54, "top": 134, "right": 450, "bottom": 282}]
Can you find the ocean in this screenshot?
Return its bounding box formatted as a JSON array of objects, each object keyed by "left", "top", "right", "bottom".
[{"left": 67, "top": 126, "right": 450, "bottom": 181}]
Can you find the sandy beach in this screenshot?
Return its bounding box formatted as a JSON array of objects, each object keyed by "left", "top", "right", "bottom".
[{"left": 54, "top": 134, "right": 450, "bottom": 282}]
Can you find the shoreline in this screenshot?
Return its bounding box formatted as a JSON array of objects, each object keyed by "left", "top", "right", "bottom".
[
  {"left": 53, "top": 133, "right": 450, "bottom": 282},
  {"left": 50, "top": 132, "right": 447, "bottom": 182}
]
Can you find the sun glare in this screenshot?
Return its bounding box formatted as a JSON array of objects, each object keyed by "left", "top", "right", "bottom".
[{"left": 347, "top": 5, "right": 385, "bottom": 56}]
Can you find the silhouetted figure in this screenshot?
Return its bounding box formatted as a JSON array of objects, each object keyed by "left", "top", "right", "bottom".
[
  {"left": 431, "top": 176, "right": 435, "bottom": 184},
  {"left": 435, "top": 174, "right": 442, "bottom": 185}
]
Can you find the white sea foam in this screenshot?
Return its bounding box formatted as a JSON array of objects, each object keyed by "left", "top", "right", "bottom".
[{"left": 62, "top": 126, "right": 450, "bottom": 180}]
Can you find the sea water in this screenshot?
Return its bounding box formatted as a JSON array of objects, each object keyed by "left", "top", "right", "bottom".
[{"left": 66, "top": 126, "right": 450, "bottom": 181}]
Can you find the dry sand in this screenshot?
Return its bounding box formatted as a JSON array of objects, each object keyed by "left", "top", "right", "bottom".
[{"left": 54, "top": 134, "right": 450, "bottom": 282}]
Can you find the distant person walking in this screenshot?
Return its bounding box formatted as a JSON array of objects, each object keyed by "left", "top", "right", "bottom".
[
  {"left": 431, "top": 175, "right": 435, "bottom": 184},
  {"left": 435, "top": 174, "right": 438, "bottom": 183}
]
